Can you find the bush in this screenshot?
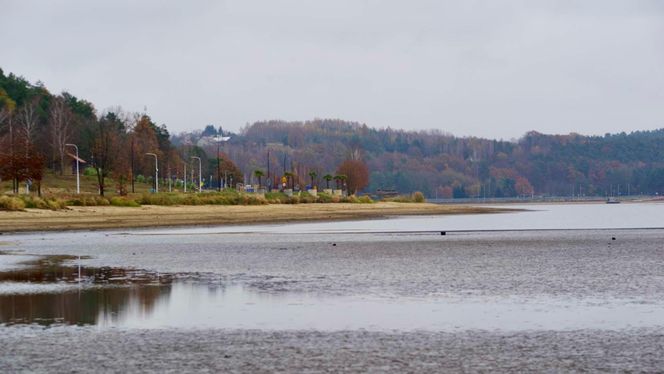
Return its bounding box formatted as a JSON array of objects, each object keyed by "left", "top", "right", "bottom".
[
  {"left": 358, "top": 195, "right": 374, "bottom": 204},
  {"left": 285, "top": 196, "right": 300, "bottom": 204},
  {"left": 386, "top": 192, "right": 425, "bottom": 203},
  {"left": 46, "top": 198, "right": 68, "bottom": 210},
  {"left": 243, "top": 194, "right": 268, "bottom": 205},
  {"left": 265, "top": 192, "right": 289, "bottom": 204},
  {"left": 68, "top": 195, "right": 110, "bottom": 206},
  {"left": 412, "top": 191, "right": 426, "bottom": 203},
  {"left": 298, "top": 194, "right": 315, "bottom": 204},
  {"left": 83, "top": 167, "right": 97, "bottom": 176},
  {"left": 139, "top": 193, "right": 182, "bottom": 206},
  {"left": 341, "top": 195, "right": 360, "bottom": 203},
  {"left": 21, "top": 196, "right": 67, "bottom": 210},
  {"left": 110, "top": 197, "right": 141, "bottom": 207},
  {"left": 21, "top": 196, "right": 47, "bottom": 209},
  {"left": 316, "top": 192, "right": 333, "bottom": 203},
  {"left": 137, "top": 191, "right": 268, "bottom": 206},
  {"left": 0, "top": 196, "right": 26, "bottom": 211}
]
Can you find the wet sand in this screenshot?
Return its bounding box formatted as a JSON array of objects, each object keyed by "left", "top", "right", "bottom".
[
  {"left": 0, "top": 202, "right": 507, "bottom": 233},
  {"left": 2, "top": 327, "right": 663, "bottom": 372}
]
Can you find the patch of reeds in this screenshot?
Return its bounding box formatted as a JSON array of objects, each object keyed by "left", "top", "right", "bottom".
[
  {"left": 0, "top": 196, "right": 26, "bottom": 211},
  {"left": 21, "top": 196, "right": 68, "bottom": 210},
  {"left": 386, "top": 191, "right": 426, "bottom": 203},
  {"left": 109, "top": 197, "right": 141, "bottom": 207},
  {"left": 67, "top": 195, "right": 111, "bottom": 206}
]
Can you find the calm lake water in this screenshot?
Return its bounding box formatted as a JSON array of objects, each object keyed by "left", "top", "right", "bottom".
[
  {"left": 137, "top": 201, "right": 664, "bottom": 235},
  {"left": 1, "top": 202, "right": 663, "bottom": 331}
]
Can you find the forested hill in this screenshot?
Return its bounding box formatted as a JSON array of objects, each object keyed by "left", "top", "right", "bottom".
[
  {"left": 2, "top": 66, "right": 663, "bottom": 198},
  {"left": 174, "top": 120, "right": 664, "bottom": 198}
]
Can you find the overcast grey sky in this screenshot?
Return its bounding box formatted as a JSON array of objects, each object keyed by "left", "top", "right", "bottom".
[{"left": 2, "top": 0, "right": 663, "bottom": 139}]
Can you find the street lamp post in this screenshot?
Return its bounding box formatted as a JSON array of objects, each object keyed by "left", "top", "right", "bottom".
[
  {"left": 145, "top": 153, "right": 158, "bottom": 193},
  {"left": 191, "top": 156, "right": 202, "bottom": 192},
  {"left": 65, "top": 143, "right": 80, "bottom": 194},
  {"left": 183, "top": 162, "right": 187, "bottom": 193},
  {"left": 214, "top": 135, "right": 231, "bottom": 191}
]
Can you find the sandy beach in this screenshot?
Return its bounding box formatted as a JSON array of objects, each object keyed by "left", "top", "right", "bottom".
[{"left": 0, "top": 202, "right": 507, "bottom": 233}]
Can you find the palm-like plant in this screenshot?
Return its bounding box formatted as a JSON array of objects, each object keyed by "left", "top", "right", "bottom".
[
  {"left": 308, "top": 171, "right": 318, "bottom": 189},
  {"left": 323, "top": 174, "right": 333, "bottom": 189},
  {"left": 338, "top": 175, "right": 347, "bottom": 192},
  {"left": 254, "top": 169, "right": 264, "bottom": 188},
  {"left": 333, "top": 175, "right": 342, "bottom": 190}
]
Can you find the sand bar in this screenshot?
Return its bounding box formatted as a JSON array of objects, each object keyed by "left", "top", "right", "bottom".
[{"left": 0, "top": 203, "right": 509, "bottom": 233}]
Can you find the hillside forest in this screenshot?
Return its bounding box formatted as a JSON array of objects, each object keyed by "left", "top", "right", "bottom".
[{"left": 1, "top": 68, "right": 663, "bottom": 198}]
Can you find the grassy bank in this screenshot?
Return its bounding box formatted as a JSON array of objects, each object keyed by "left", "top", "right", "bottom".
[
  {"left": 0, "top": 190, "right": 380, "bottom": 212},
  {"left": 1, "top": 172, "right": 385, "bottom": 211}
]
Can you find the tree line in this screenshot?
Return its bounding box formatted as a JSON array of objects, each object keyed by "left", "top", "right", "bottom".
[
  {"left": 3, "top": 68, "right": 662, "bottom": 198},
  {"left": 174, "top": 120, "right": 664, "bottom": 198},
  {"left": 0, "top": 69, "right": 368, "bottom": 196},
  {"left": 0, "top": 69, "right": 245, "bottom": 196}
]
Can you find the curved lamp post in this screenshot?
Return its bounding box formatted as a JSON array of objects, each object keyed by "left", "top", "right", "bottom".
[
  {"left": 65, "top": 143, "right": 80, "bottom": 194},
  {"left": 145, "top": 153, "right": 158, "bottom": 193}
]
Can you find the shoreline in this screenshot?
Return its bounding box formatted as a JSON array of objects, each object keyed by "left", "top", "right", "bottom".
[{"left": 0, "top": 202, "right": 513, "bottom": 234}]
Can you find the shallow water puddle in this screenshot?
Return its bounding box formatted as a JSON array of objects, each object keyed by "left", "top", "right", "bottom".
[
  {"left": 1, "top": 252, "right": 664, "bottom": 331},
  {"left": 2, "top": 281, "right": 664, "bottom": 331}
]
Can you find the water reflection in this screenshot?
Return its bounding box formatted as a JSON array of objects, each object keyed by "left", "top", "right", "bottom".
[
  {"left": 0, "top": 253, "right": 173, "bottom": 326},
  {"left": 2, "top": 250, "right": 664, "bottom": 331},
  {"left": 0, "top": 254, "right": 172, "bottom": 285},
  {"left": 3, "top": 281, "right": 664, "bottom": 331},
  {"left": 0, "top": 286, "right": 169, "bottom": 326}
]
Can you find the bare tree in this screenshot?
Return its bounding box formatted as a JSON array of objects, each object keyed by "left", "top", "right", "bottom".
[
  {"left": 49, "top": 96, "right": 72, "bottom": 175},
  {"left": 18, "top": 98, "right": 40, "bottom": 155}
]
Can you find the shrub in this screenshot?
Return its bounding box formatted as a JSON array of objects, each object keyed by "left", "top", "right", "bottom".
[
  {"left": 0, "top": 196, "right": 26, "bottom": 211},
  {"left": 285, "top": 196, "right": 300, "bottom": 204},
  {"left": 265, "top": 192, "right": 289, "bottom": 204},
  {"left": 83, "top": 167, "right": 97, "bottom": 176},
  {"left": 110, "top": 197, "right": 141, "bottom": 207},
  {"left": 387, "top": 194, "right": 412, "bottom": 203},
  {"left": 139, "top": 193, "right": 182, "bottom": 206},
  {"left": 68, "top": 195, "right": 110, "bottom": 206},
  {"left": 182, "top": 194, "right": 202, "bottom": 205},
  {"left": 244, "top": 194, "right": 268, "bottom": 205},
  {"left": 316, "top": 192, "right": 333, "bottom": 203},
  {"left": 298, "top": 194, "right": 315, "bottom": 204},
  {"left": 21, "top": 196, "right": 47, "bottom": 209},
  {"left": 412, "top": 191, "right": 426, "bottom": 203},
  {"left": 358, "top": 195, "right": 374, "bottom": 204},
  {"left": 18, "top": 196, "right": 66, "bottom": 210},
  {"left": 341, "top": 195, "right": 360, "bottom": 203},
  {"left": 23, "top": 197, "right": 65, "bottom": 210},
  {"left": 46, "top": 198, "right": 68, "bottom": 210}
]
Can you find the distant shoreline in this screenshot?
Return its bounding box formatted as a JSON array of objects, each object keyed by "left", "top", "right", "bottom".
[{"left": 0, "top": 202, "right": 513, "bottom": 234}]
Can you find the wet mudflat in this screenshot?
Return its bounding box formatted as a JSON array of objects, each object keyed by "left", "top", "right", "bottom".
[
  {"left": 1, "top": 203, "right": 664, "bottom": 372},
  {"left": 3, "top": 328, "right": 664, "bottom": 372}
]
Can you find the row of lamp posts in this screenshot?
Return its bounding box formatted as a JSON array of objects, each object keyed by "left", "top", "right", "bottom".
[{"left": 64, "top": 137, "right": 229, "bottom": 194}]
